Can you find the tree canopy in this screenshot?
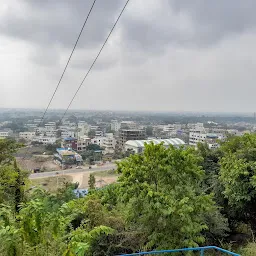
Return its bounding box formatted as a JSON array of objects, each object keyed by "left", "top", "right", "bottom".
[{"left": 1, "top": 135, "right": 256, "bottom": 255}]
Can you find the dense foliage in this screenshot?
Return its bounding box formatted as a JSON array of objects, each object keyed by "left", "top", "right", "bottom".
[{"left": 1, "top": 135, "right": 256, "bottom": 255}]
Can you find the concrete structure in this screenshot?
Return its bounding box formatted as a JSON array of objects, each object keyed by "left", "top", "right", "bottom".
[
  {"left": 77, "top": 136, "right": 91, "bottom": 151},
  {"left": 189, "top": 127, "right": 207, "bottom": 146},
  {"left": 54, "top": 148, "right": 83, "bottom": 167},
  {"left": 19, "top": 132, "right": 36, "bottom": 141},
  {"left": 119, "top": 129, "right": 146, "bottom": 149},
  {"left": 125, "top": 138, "right": 185, "bottom": 154},
  {"left": 189, "top": 128, "right": 220, "bottom": 149},
  {"left": 62, "top": 137, "right": 77, "bottom": 150},
  {"left": 61, "top": 130, "right": 75, "bottom": 139},
  {"left": 32, "top": 136, "right": 57, "bottom": 145},
  {"left": 91, "top": 137, "right": 105, "bottom": 147},
  {"left": 103, "top": 133, "right": 116, "bottom": 154},
  {"left": 0, "top": 129, "right": 13, "bottom": 138},
  {"left": 95, "top": 130, "right": 103, "bottom": 137},
  {"left": 111, "top": 120, "right": 120, "bottom": 132}
]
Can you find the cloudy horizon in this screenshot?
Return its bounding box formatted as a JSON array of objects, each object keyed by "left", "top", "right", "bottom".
[{"left": 1, "top": 0, "right": 256, "bottom": 113}]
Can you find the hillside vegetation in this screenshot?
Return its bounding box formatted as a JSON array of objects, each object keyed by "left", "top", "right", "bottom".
[{"left": 1, "top": 136, "right": 256, "bottom": 255}]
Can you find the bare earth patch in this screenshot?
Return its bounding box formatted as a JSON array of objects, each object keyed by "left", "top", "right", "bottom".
[{"left": 66, "top": 170, "right": 118, "bottom": 189}]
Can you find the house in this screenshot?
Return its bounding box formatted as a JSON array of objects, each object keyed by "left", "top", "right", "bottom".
[
  {"left": 54, "top": 148, "right": 83, "bottom": 167},
  {"left": 19, "top": 132, "right": 36, "bottom": 141},
  {"left": 32, "top": 136, "right": 57, "bottom": 145},
  {"left": 0, "top": 129, "right": 13, "bottom": 138}
]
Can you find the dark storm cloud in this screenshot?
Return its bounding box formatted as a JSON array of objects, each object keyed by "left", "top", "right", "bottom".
[{"left": 0, "top": 0, "right": 124, "bottom": 49}]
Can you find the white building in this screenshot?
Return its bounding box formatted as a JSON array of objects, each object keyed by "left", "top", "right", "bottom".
[
  {"left": 95, "top": 130, "right": 103, "bottom": 137},
  {"left": 111, "top": 120, "right": 120, "bottom": 132},
  {"left": 189, "top": 127, "right": 221, "bottom": 149},
  {"left": 103, "top": 133, "right": 116, "bottom": 154},
  {"left": 0, "top": 129, "right": 13, "bottom": 138},
  {"left": 19, "top": 132, "right": 36, "bottom": 141},
  {"left": 189, "top": 127, "right": 207, "bottom": 146},
  {"left": 91, "top": 137, "right": 105, "bottom": 147},
  {"left": 35, "top": 127, "right": 56, "bottom": 137},
  {"left": 61, "top": 130, "right": 76, "bottom": 139},
  {"left": 32, "top": 136, "right": 57, "bottom": 145},
  {"left": 125, "top": 138, "right": 185, "bottom": 154}
]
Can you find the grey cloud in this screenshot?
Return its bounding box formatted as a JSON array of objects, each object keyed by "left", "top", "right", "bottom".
[
  {"left": 0, "top": 0, "right": 124, "bottom": 49},
  {"left": 120, "top": 0, "right": 256, "bottom": 53},
  {"left": 169, "top": 0, "right": 256, "bottom": 45}
]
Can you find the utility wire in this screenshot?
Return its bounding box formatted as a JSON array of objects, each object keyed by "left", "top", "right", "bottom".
[
  {"left": 38, "top": 0, "right": 97, "bottom": 127},
  {"left": 21, "top": 0, "right": 97, "bottom": 166},
  {"left": 59, "top": 0, "right": 130, "bottom": 123}
]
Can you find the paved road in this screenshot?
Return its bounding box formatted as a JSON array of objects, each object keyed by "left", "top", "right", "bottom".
[{"left": 29, "top": 163, "right": 117, "bottom": 179}]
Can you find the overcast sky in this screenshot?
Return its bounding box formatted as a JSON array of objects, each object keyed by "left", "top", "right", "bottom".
[{"left": 1, "top": 0, "right": 256, "bottom": 113}]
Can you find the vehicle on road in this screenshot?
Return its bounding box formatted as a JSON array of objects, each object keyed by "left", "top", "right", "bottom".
[{"left": 33, "top": 168, "right": 41, "bottom": 173}]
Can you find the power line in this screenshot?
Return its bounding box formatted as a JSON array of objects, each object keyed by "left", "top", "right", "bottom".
[
  {"left": 21, "top": 0, "right": 97, "bottom": 167},
  {"left": 59, "top": 0, "right": 130, "bottom": 123},
  {"left": 39, "top": 0, "right": 97, "bottom": 127}
]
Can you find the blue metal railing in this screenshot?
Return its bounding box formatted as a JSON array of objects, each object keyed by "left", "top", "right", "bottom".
[{"left": 119, "top": 246, "right": 240, "bottom": 256}]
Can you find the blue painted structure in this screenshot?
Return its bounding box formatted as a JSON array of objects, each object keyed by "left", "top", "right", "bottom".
[{"left": 118, "top": 246, "right": 240, "bottom": 256}]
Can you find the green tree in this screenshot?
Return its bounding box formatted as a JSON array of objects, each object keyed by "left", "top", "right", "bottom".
[
  {"left": 219, "top": 134, "right": 256, "bottom": 231},
  {"left": 88, "top": 174, "right": 96, "bottom": 190},
  {"left": 86, "top": 144, "right": 101, "bottom": 151},
  {"left": 145, "top": 126, "right": 153, "bottom": 136},
  {"left": 117, "top": 142, "right": 215, "bottom": 249},
  {"left": 0, "top": 139, "right": 28, "bottom": 209},
  {"left": 88, "top": 130, "right": 96, "bottom": 139},
  {"left": 45, "top": 141, "right": 61, "bottom": 154}
]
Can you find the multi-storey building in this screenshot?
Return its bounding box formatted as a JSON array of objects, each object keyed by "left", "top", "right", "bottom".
[
  {"left": 77, "top": 136, "right": 91, "bottom": 151},
  {"left": 91, "top": 137, "right": 105, "bottom": 147},
  {"left": 111, "top": 120, "right": 120, "bottom": 132},
  {"left": 19, "top": 132, "right": 36, "bottom": 141},
  {"left": 32, "top": 136, "right": 57, "bottom": 145},
  {"left": 0, "top": 129, "right": 13, "bottom": 138},
  {"left": 102, "top": 133, "right": 116, "bottom": 154},
  {"left": 189, "top": 127, "right": 207, "bottom": 146},
  {"left": 61, "top": 130, "right": 76, "bottom": 139},
  {"left": 189, "top": 127, "right": 220, "bottom": 149},
  {"left": 118, "top": 129, "right": 146, "bottom": 149}
]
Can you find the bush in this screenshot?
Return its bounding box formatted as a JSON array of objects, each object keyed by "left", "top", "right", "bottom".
[{"left": 241, "top": 243, "right": 256, "bottom": 256}]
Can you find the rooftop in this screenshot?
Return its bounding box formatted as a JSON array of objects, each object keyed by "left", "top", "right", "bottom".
[{"left": 125, "top": 138, "right": 185, "bottom": 148}]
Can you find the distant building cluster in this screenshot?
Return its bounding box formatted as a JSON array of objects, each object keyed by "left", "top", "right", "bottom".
[{"left": 0, "top": 114, "right": 255, "bottom": 159}]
